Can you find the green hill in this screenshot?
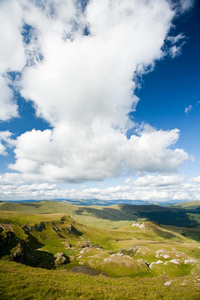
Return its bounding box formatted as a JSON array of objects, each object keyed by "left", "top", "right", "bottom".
[
  {"left": 1, "top": 202, "right": 200, "bottom": 298},
  {"left": 1, "top": 209, "right": 200, "bottom": 277},
  {"left": 1, "top": 201, "right": 200, "bottom": 228},
  {"left": 172, "top": 201, "right": 200, "bottom": 210}
]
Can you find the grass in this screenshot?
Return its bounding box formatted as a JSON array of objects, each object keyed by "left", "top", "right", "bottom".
[
  {"left": 1, "top": 201, "right": 200, "bottom": 298},
  {"left": 1, "top": 260, "right": 200, "bottom": 300},
  {"left": 1, "top": 201, "right": 200, "bottom": 228}
]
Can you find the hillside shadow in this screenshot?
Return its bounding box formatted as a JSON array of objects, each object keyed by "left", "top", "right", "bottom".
[
  {"left": 75, "top": 207, "right": 135, "bottom": 221},
  {"left": 75, "top": 205, "right": 199, "bottom": 227},
  {"left": 20, "top": 203, "right": 42, "bottom": 209},
  {"left": 18, "top": 232, "right": 55, "bottom": 269}
]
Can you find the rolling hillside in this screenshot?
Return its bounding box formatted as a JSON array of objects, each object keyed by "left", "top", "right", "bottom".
[
  {"left": 1, "top": 200, "right": 200, "bottom": 228},
  {"left": 1, "top": 201, "right": 200, "bottom": 298}
]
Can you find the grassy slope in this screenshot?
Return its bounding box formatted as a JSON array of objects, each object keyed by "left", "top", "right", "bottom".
[
  {"left": 1, "top": 260, "right": 200, "bottom": 300},
  {"left": 1, "top": 203, "right": 200, "bottom": 298},
  {"left": 172, "top": 201, "right": 200, "bottom": 209},
  {"left": 1, "top": 210, "right": 200, "bottom": 277},
  {"left": 1, "top": 201, "right": 200, "bottom": 228}
]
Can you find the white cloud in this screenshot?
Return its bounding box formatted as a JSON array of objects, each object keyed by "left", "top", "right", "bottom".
[
  {"left": 185, "top": 104, "right": 193, "bottom": 114},
  {"left": 132, "top": 174, "right": 185, "bottom": 187},
  {"left": 190, "top": 176, "right": 200, "bottom": 184},
  {"left": 180, "top": 0, "right": 195, "bottom": 12},
  {"left": 20, "top": 0, "right": 174, "bottom": 128},
  {"left": 0, "top": 0, "right": 192, "bottom": 184},
  {"left": 167, "top": 33, "right": 185, "bottom": 45},
  {"left": 167, "top": 33, "right": 186, "bottom": 58},
  {"left": 0, "top": 0, "right": 26, "bottom": 121},
  {"left": 1, "top": 174, "right": 200, "bottom": 202},
  {"left": 123, "top": 127, "right": 188, "bottom": 173},
  {"left": 8, "top": 125, "right": 188, "bottom": 182},
  {"left": 0, "top": 0, "right": 25, "bottom": 73},
  {"left": 0, "top": 131, "right": 13, "bottom": 156},
  {"left": 169, "top": 45, "right": 182, "bottom": 58},
  {"left": 0, "top": 76, "right": 18, "bottom": 121}
]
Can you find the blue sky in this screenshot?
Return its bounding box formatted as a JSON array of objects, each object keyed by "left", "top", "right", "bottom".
[
  {"left": 0, "top": 0, "right": 200, "bottom": 202},
  {"left": 135, "top": 3, "right": 200, "bottom": 172}
]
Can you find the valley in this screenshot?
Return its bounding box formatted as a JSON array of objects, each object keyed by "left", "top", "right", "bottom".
[{"left": 1, "top": 201, "right": 200, "bottom": 299}]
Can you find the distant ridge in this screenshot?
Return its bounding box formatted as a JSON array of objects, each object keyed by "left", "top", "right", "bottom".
[
  {"left": 0, "top": 200, "right": 199, "bottom": 227},
  {"left": 0, "top": 198, "right": 190, "bottom": 206}
]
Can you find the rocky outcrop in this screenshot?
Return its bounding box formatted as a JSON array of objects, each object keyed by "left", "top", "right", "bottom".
[
  {"left": 54, "top": 252, "right": 70, "bottom": 266},
  {"left": 21, "top": 222, "right": 46, "bottom": 232},
  {"left": 117, "top": 246, "right": 151, "bottom": 257},
  {"left": 65, "top": 225, "right": 82, "bottom": 236},
  {"left": 11, "top": 240, "right": 31, "bottom": 263},
  {"left": 0, "top": 230, "right": 19, "bottom": 256},
  {"left": 52, "top": 224, "right": 61, "bottom": 232},
  {"left": 0, "top": 224, "right": 13, "bottom": 231},
  {"left": 132, "top": 221, "right": 160, "bottom": 230}
]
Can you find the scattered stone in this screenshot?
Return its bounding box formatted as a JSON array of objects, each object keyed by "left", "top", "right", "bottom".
[
  {"left": 164, "top": 281, "right": 172, "bottom": 286},
  {"left": 184, "top": 258, "right": 196, "bottom": 264},
  {"left": 132, "top": 222, "right": 145, "bottom": 229},
  {"left": 149, "top": 260, "right": 163, "bottom": 269},
  {"left": 127, "top": 245, "right": 151, "bottom": 256},
  {"left": 169, "top": 259, "right": 180, "bottom": 265}
]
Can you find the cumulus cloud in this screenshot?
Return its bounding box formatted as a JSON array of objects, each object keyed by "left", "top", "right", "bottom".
[
  {"left": 0, "top": 0, "right": 191, "bottom": 184},
  {"left": 8, "top": 125, "right": 188, "bottom": 182},
  {"left": 1, "top": 174, "right": 200, "bottom": 202},
  {"left": 0, "top": 0, "right": 26, "bottom": 121}
]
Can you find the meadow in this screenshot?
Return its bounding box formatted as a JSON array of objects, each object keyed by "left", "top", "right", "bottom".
[{"left": 1, "top": 200, "right": 200, "bottom": 299}]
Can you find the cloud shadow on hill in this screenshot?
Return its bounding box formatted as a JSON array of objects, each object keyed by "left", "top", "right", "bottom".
[{"left": 75, "top": 205, "right": 199, "bottom": 227}]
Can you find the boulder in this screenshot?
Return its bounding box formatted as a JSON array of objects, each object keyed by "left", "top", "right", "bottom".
[
  {"left": 54, "top": 252, "right": 70, "bottom": 266},
  {"left": 65, "top": 242, "right": 73, "bottom": 248}
]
